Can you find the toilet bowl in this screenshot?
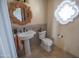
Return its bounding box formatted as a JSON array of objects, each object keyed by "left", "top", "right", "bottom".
[
  {"left": 41, "top": 38, "right": 53, "bottom": 46},
  {"left": 38, "top": 31, "right": 53, "bottom": 52}
]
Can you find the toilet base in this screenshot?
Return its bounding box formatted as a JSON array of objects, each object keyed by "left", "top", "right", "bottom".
[{"left": 40, "top": 43, "right": 52, "bottom": 52}]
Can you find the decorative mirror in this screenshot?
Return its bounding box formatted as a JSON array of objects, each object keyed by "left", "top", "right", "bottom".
[{"left": 8, "top": 2, "right": 32, "bottom": 25}]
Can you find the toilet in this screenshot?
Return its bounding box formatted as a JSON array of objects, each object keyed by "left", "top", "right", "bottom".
[{"left": 38, "top": 31, "right": 53, "bottom": 52}]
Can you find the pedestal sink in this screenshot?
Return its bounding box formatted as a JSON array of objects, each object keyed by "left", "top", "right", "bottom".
[{"left": 17, "top": 30, "right": 36, "bottom": 56}]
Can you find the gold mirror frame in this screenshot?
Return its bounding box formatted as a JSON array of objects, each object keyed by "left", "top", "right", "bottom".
[{"left": 8, "top": 2, "right": 32, "bottom": 25}]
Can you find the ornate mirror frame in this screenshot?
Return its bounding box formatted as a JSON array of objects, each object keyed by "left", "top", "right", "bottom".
[{"left": 8, "top": 2, "right": 32, "bottom": 25}]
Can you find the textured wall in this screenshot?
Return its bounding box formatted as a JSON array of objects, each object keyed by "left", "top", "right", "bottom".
[
  {"left": 27, "top": 0, "right": 47, "bottom": 25},
  {"left": 47, "top": 0, "right": 79, "bottom": 57}
]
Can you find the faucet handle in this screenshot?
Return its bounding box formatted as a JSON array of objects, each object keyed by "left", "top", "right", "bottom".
[
  {"left": 26, "top": 29, "right": 28, "bottom": 32},
  {"left": 23, "top": 27, "right": 26, "bottom": 32}
]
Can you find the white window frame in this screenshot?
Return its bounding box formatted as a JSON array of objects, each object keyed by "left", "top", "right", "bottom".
[{"left": 55, "top": 0, "right": 79, "bottom": 24}]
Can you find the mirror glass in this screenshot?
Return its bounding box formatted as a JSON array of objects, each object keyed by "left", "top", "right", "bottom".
[{"left": 13, "top": 8, "right": 22, "bottom": 21}]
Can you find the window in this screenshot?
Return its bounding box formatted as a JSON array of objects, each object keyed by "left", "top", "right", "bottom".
[{"left": 55, "top": 0, "right": 79, "bottom": 24}]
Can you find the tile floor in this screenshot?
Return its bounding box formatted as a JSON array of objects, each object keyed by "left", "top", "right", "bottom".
[{"left": 18, "top": 40, "right": 76, "bottom": 58}]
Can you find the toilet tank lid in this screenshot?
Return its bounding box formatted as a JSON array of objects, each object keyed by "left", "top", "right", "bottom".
[{"left": 39, "top": 31, "right": 46, "bottom": 34}]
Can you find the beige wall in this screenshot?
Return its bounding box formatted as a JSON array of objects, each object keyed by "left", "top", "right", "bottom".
[
  {"left": 28, "top": 0, "right": 47, "bottom": 25},
  {"left": 47, "top": 0, "right": 53, "bottom": 37},
  {"left": 47, "top": 0, "right": 79, "bottom": 57},
  {"left": 47, "top": 0, "right": 61, "bottom": 38},
  {"left": 7, "top": 0, "right": 13, "bottom": 3}
]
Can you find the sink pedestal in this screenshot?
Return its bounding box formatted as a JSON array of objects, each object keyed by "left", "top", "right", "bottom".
[
  {"left": 17, "top": 30, "right": 36, "bottom": 56},
  {"left": 24, "top": 38, "right": 31, "bottom": 56}
]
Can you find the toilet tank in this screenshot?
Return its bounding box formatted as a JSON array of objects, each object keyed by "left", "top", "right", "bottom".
[{"left": 39, "top": 31, "right": 46, "bottom": 39}]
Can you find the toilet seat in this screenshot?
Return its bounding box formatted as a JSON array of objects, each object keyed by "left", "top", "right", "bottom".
[{"left": 41, "top": 38, "right": 53, "bottom": 46}]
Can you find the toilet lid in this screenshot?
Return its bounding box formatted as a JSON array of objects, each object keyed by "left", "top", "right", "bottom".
[{"left": 42, "top": 38, "right": 53, "bottom": 46}]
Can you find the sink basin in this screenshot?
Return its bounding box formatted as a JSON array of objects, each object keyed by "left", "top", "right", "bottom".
[
  {"left": 17, "top": 30, "right": 36, "bottom": 56},
  {"left": 18, "top": 30, "right": 36, "bottom": 40}
]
